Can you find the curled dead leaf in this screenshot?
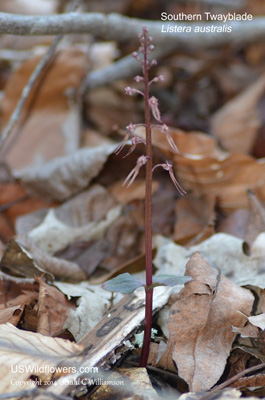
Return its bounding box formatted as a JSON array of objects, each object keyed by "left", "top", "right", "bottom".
[
  {"left": 211, "top": 74, "right": 265, "bottom": 155},
  {"left": 159, "top": 252, "right": 254, "bottom": 391}
]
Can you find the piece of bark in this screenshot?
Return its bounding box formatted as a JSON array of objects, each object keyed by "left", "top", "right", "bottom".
[{"left": 43, "top": 287, "right": 172, "bottom": 398}]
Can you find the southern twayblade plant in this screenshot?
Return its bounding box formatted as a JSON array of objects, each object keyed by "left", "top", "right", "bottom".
[{"left": 102, "top": 27, "right": 190, "bottom": 367}]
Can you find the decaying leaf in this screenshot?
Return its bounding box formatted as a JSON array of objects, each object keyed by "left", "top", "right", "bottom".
[
  {"left": 154, "top": 233, "right": 265, "bottom": 289},
  {"left": 174, "top": 151, "right": 265, "bottom": 212},
  {"left": 0, "top": 236, "right": 86, "bottom": 281},
  {"left": 211, "top": 74, "right": 265, "bottom": 155},
  {"left": 0, "top": 238, "right": 54, "bottom": 280},
  {"left": 36, "top": 277, "right": 72, "bottom": 337},
  {"left": 15, "top": 144, "right": 117, "bottom": 201},
  {"left": 0, "top": 322, "right": 83, "bottom": 394},
  {"left": 179, "top": 388, "right": 257, "bottom": 400},
  {"left": 28, "top": 204, "right": 121, "bottom": 255},
  {"left": 135, "top": 126, "right": 220, "bottom": 159},
  {"left": 248, "top": 313, "right": 265, "bottom": 330},
  {"left": 0, "top": 182, "right": 50, "bottom": 243},
  {"left": 242, "top": 190, "right": 265, "bottom": 255},
  {"left": 174, "top": 193, "right": 216, "bottom": 244},
  {"left": 1, "top": 48, "right": 88, "bottom": 171},
  {"left": 54, "top": 281, "right": 111, "bottom": 341},
  {"left": 159, "top": 252, "right": 254, "bottom": 391},
  {"left": 109, "top": 179, "right": 159, "bottom": 204},
  {"left": 137, "top": 126, "right": 265, "bottom": 211},
  {"left": 217, "top": 209, "right": 248, "bottom": 239},
  {"left": 0, "top": 304, "right": 24, "bottom": 326}
]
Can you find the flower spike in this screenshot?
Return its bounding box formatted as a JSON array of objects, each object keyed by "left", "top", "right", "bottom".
[
  {"left": 123, "top": 155, "right": 149, "bottom": 187},
  {"left": 153, "top": 161, "right": 186, "bottom": 195}
]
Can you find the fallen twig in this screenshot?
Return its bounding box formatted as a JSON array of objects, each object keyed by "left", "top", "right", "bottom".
[
  {"left": 0, "top": 12, "right": 264, "bottom": 50},
  {"left": 199, "top": 362, "right": 265, "bottom": 400}
]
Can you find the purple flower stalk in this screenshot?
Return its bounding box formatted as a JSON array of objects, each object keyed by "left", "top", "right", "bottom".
[{"left": 117, "top": 27, "right": 185, "bottom": 367}]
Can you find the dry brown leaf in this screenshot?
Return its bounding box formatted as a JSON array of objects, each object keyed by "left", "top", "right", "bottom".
[
  {"left": 137, "top": 127, "right": 265, "bottom": 211},
  {"left": 28, "top": 202, "right": 121, "bottom": 256},
  {"left": 0, "top": 304, "right": 24, "bottom": 326},
  {"left": 158, "top": 252, "right": 254, "bottom": 391},
  {"left": 174, "top": 193, "right": 216, "bottom": 244},
  {"left": 211, "top": 74, "right": 265, "bottom": 155},
  {"left": 0, "top": 322, "right": 83, "bottom": 394},
  {"left": 0, "top": 182, "right": 51, "bottom": 243},
  {"left": 154, "top": 233, "right": 265, "bottom": 289},
  {"left": 135, "top": 126, "right": 219, "bottom": 158},
  {"left": 0, "top": 238, "right": 54, "bottom": 280},
  {"left": 36, "top": 277, "right": 72, "bottom": 337},
  {"left": 179, "top": 388, "right": 257, "bottom": 400},
  {"left": 102, "top": 213, "right": 143, "bottom": 272},
  {"left": 15, "top": 144, "right": 117, "bottom": 201},
  {"left": 242, "top": 190, "right": 265, "bottom": 255},
  {"left": 16, "top": 184, "right": 117, "bottom": 234},
  {"left": 0, "top": 0, "right": 58, "bottom": 14},
  {"left": 82, "top": 127, "right": 115, "bottom": 147},
  {"left": 87, "top": 86, "right": 142, "bottom": 135},
  {"left": 217, "top": 209, "right": 248, "bottom": 239},
  {"left": 1, "top": 236, "right": 86, "bottom": 281},
  {"left": 174, "top": 151, "right": 265, "bottom": 212},
  {"left": 55, "top": 239, "right": 110, "bottom": 278},
  {"left": 109, "top": 179, "right": 159, "bottom": 204},
  {"left": 0, "top": 279, "right": 39, "bottom": 326},
  {"left": 1, "top": 47, "right": 88, "bottom": 171},
  {"left": 231, "top": 373, "right": 265, "bottom": 389}
]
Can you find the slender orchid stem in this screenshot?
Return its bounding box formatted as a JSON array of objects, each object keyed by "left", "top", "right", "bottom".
[{"left": 140, "top": 28, "right": 153, "bottom": 368}]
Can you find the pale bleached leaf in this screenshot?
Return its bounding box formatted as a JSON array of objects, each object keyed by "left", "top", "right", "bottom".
[
  {"left": 28, "top": 205, "right": 121, "bottom": 255},
  {"left": 14, "top": 144, "right": 117, "bottom": 201},
  {"left": 0, "top": 323, "right": 83, "bottom": 395},
  {"left": 153, "top": 233, "right": 265, "bottom": 289}
]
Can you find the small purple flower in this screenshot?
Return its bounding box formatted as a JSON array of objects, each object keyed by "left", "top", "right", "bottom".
[
  {"left": 153, "top": 161, "right": 186, "bottom": 195},
  {"left": 160, "top": 124, "right": 180, "bottom": 154},
  {"left": 134, "top": 75, "right": 144, "bottom": 83},
  {"left": 149, "top": 96, "right": 161, "bottom": 122},
  {"left": 115, "top": 123, "right": 136, "bottom": 155},
  {"left": 148, "top": 45, "right": 155, "bottom": 53},
  {"left": 149, "top": 75, "right": 165, "bottom": 86},
  {"left": 125, "top": 87, "right": 144, "bottom": 97},
  {"left": 123, "top": 155, "right": 149, "bottom": 187},
  {"left": 122, "top": 136, "right": 146, "bottom": 158},
  {"left": 124, "top": 87, "right": 134, "bottom": 95},
  {"left": 149, "top": 59, "right": 158, "bottom": 67}
]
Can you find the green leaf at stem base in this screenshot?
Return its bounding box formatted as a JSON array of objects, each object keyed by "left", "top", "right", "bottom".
[{"left": 102, "top": 273, "right": 145, "bottom": 294}]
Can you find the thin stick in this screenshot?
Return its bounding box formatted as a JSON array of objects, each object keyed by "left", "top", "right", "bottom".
[
  {"left": 0, "top": 0, "right": 80, "bottom": 153},
  {"left": 0, "top": 276, "right": 7, "bottom": 308},
  {"left": 199, "top": 362, "right": 265, "bottom": 400}
]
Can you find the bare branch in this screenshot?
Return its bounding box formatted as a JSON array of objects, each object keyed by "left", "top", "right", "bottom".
[{"left": 0, "top": 12, "right": 264, "bottom": 51}]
